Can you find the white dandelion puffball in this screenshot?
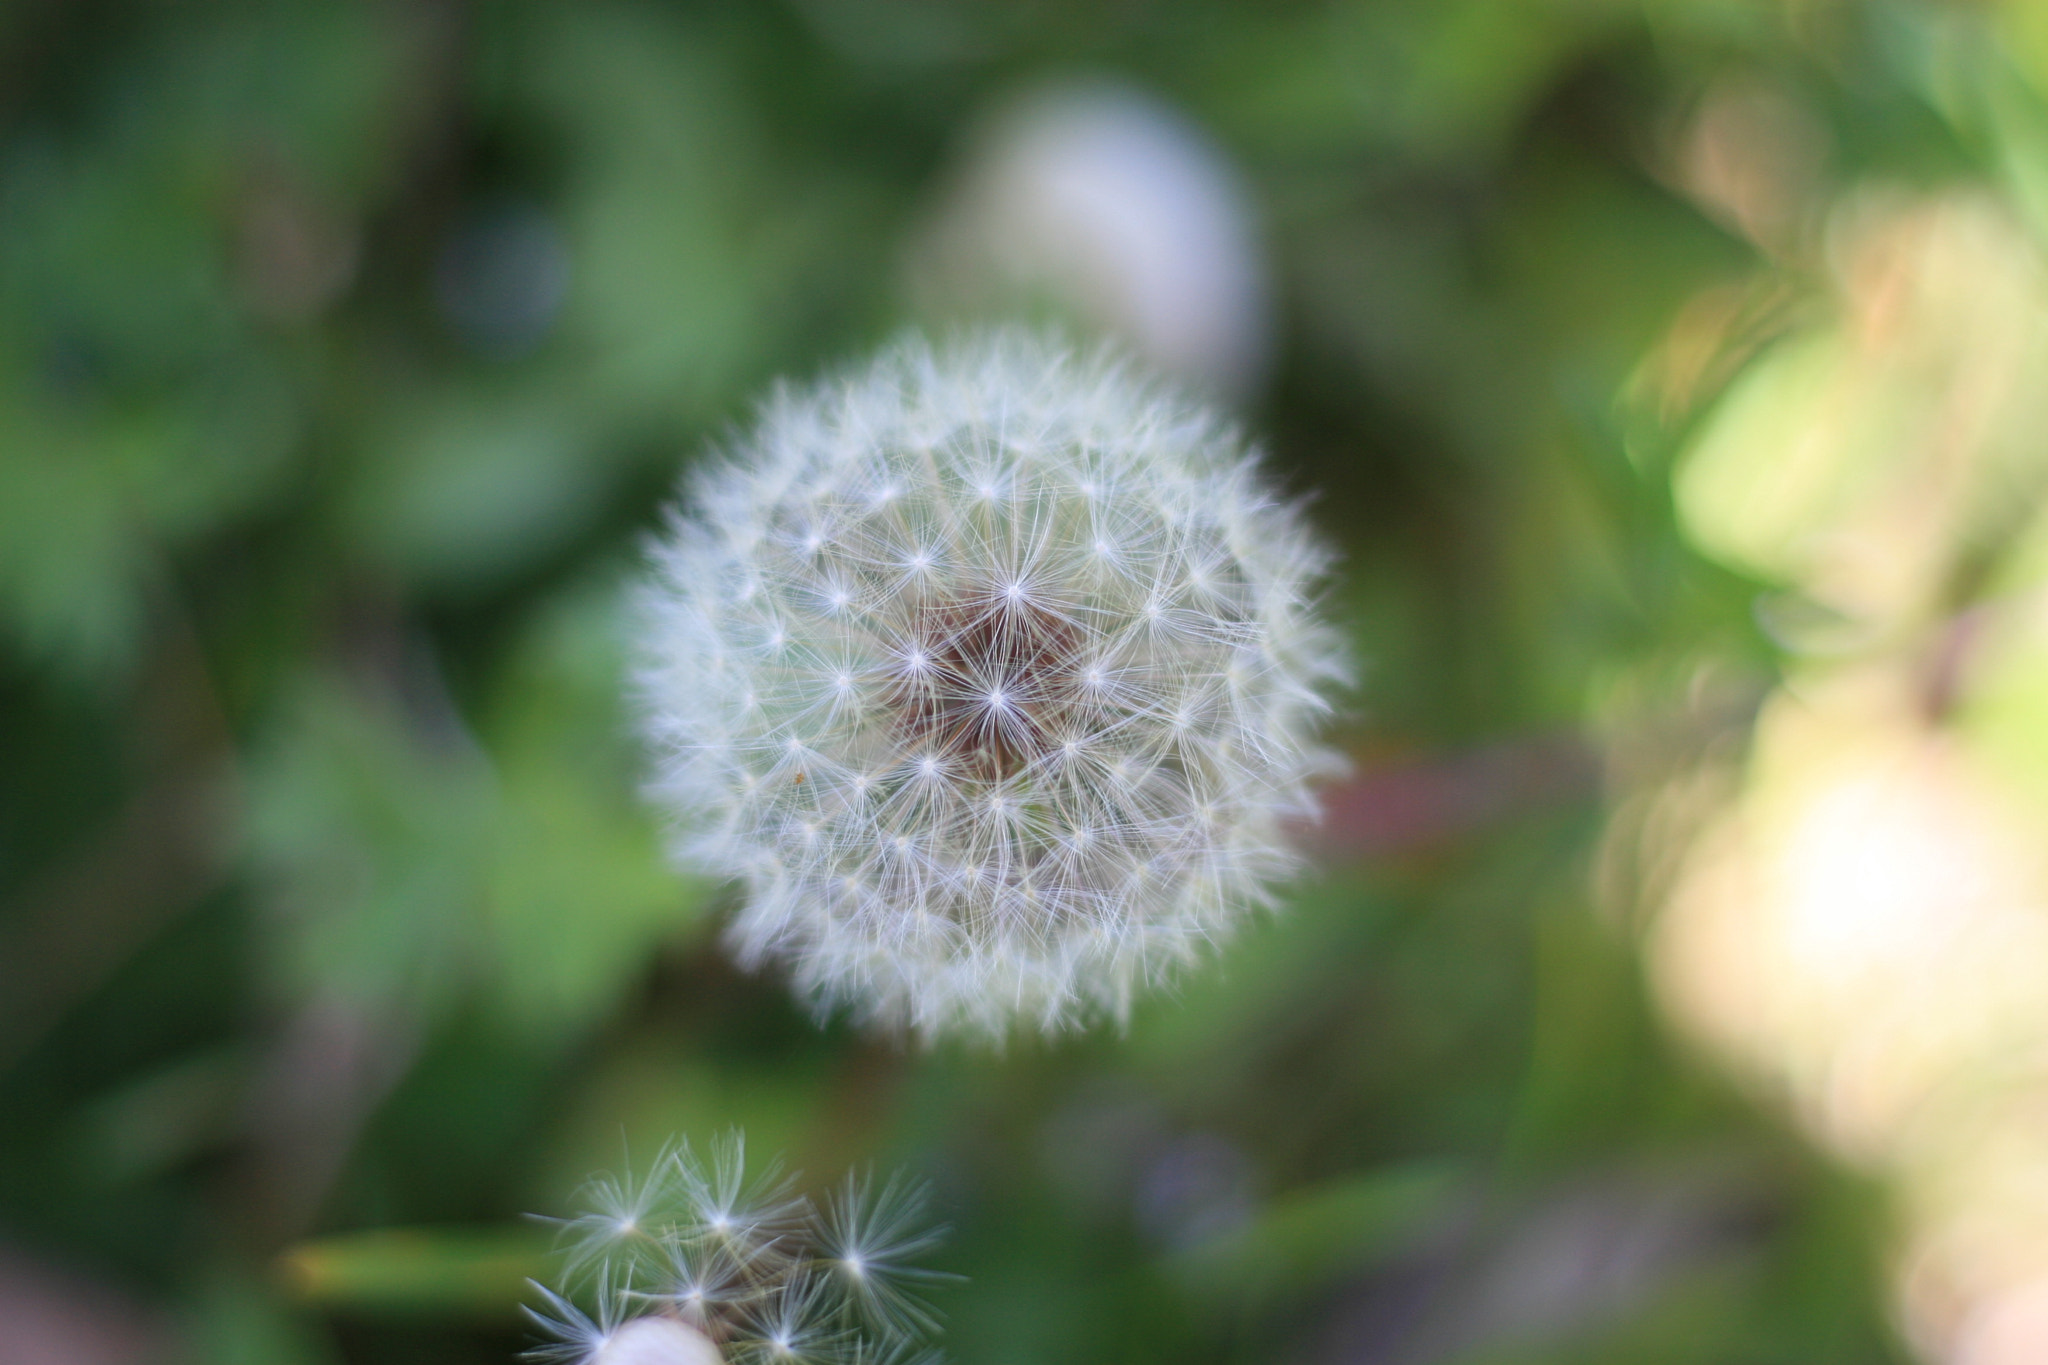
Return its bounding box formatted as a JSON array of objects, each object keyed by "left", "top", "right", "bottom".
[{"left": 637, "top": 332, "right": 1346, "bottom": 1039}]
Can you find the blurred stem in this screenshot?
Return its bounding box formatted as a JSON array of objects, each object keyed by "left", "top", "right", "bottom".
[
  {"left": 229, "top": 584, "right": 473, "bottom": 1251},
  {"left": 0, "top": 580, "right": 239, "bottom": 1073},
  {"left": 233, "top": 994, "right": 423, "bottom": 1252},
  {"left": 1311, "top": 733, "right": 1601, "bottom": 863}
]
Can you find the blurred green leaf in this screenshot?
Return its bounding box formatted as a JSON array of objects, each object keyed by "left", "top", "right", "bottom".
[
  {"left": 242, "top": 673, "right": 494, "bottom": 1013},
  {"left": 347, "top": 387, "right": 605, "bottom": 590},
  {"left": 180, "top": 1270, "right": 344, "bottom": 1365},
  {"left": 278, "top": 1225, "right": 550, "bottom": 1322},
  {"left": 479, "top": 578, "right": 708, "bottom": 1037}
]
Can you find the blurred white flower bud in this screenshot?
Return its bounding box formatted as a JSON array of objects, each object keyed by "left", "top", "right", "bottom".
[
  {"left": 590, "top": 1317, "right": 722, "bottom": 1365},
  {"left": 908, "top": 81, "right": 1272, "bottom": 398},
  {"left": 636, "top": 332, "right": 1346, "bottom": 1040}
]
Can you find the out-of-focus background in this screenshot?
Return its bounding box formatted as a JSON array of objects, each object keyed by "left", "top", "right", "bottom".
[{"left": 10, "top": 1, "right": 2048, "bottom": 1362}]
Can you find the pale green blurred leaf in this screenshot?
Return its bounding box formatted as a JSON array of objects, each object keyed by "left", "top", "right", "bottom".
[
  {"left": 347, "top": 388, "right": 604, "bottom": 589},
  {"left": 242, "top": 674, "right": 495, "bottom": 1012},
  {"left": 278, "top": 1225, "right": 550, "bottom": 1322},
  {"left": 479, "top": 579, "right": 709, "bottom": 1037}
]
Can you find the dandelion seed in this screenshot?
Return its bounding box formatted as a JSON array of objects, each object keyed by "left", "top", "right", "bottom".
[
  {"left": 637, "top": 331, "right": 1347, "bottom": 1040},
  {"left": 523, "top": 1278, "right": 621, "bottom": 1365},
  {"left": 815, "top": 1171, "right": 952, "bottom": 1341},
  {"left": 551, "top": 1142, "right": 697, "bottom": 1283}
]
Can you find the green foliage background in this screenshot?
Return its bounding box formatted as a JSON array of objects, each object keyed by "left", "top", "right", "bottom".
[{"left": 8, "top": 0, "right": 2043, "bottom": 1360}]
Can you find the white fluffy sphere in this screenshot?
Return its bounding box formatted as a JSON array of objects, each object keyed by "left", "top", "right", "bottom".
[
  {"left": 589, "top": 1317, "right": 722, "bottom": 1365},
  {"left": 637, "top": 333, "right": 1345, "bottom": 1039}
]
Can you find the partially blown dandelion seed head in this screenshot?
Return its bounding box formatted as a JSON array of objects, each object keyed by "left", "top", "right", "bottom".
[
  {"left": 638, "top": 332, "right": 1347, "bottom": 1039},
  {"left": 525, "top": 1134, "right": 952, "bottom": 1365}
]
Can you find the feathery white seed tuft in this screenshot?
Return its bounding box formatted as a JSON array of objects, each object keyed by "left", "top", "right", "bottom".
[{"left": 636, "top": 332, "right": 1347, "bottom": 1040}]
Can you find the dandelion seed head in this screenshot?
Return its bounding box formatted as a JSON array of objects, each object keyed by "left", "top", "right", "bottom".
[
  {"left": 638, "top": 332, "right": 1347, "bottom": 1040},
  {"left": 525, "top": 1135, "right": 951, "bottom": 1365}
]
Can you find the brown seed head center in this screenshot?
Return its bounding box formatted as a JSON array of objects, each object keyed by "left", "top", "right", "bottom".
[{"left": 889, "top": 593, "right": 1084, "bottom": 779}]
